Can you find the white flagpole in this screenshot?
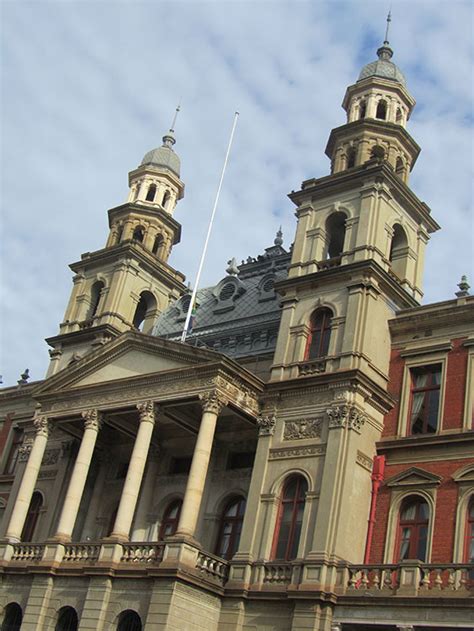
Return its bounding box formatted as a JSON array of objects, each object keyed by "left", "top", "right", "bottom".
[{"left": 181, "top": 111, "right": 240, "bottom": 343}]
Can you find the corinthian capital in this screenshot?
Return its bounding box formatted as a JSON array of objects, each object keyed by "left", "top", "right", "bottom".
[
  {"left": 327, "top": 405, "right": 366, "bottom": 431},
  {"left": 33, "top": 413, "right": 51, "bottom": 438},
  {"left": 137, "top": 400, "right": 157, "bottom": 424},
  {"left": 257, "top": 413, "right": 276, "bottom": 436},
  {"left": 199, "top": 391, "right": 227, "bottom": 416},
  {"left": 82, "top": 409, "right": 103, "bottom": 432}
]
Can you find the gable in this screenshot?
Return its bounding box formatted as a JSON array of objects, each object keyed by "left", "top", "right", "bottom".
[{"left": 386, "top": 467, "right": 442, "bottom": 488}]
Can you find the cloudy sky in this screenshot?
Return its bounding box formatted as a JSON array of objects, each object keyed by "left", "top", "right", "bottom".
[{"left": 1, "top": 0, "right": 473, "bottom": 386}]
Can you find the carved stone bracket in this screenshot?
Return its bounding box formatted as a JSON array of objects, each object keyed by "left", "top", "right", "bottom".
[
  {"left": 33, "top": 413, "right": 51, "bottom": 438},
  {"left": 199, "top": 391, "right": 227, "bottom": 416},
  {"left": 257, "top": 413, "right": 276, "bottom": 436},
  {"left": 18, "top": 440, "right": 33, "bottom": 462},
  {"left": 82, "top": 409, "right": 103, "bottom": 432},
  {"left": 137, "top": 400, "right": 158, "bottom": 425},
  {"left": 327, "top": 405, "right": 366, "bottom": 432},
  {"left": 283, "top": 418, "right": 322, "bottom": 441}
]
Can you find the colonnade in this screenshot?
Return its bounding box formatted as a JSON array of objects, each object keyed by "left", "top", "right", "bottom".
[{"left": 4, "top": 391, "right": 228, "bottom": 545}]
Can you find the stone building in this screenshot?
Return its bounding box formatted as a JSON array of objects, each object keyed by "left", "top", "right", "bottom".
[{"left": 0, "top": 33, "right": 472, "bottom": 631}]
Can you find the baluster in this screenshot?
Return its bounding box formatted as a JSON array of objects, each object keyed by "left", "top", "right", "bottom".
[
  {"left": 446, "top": 567, "right": 455, "bottom": 590},
  {"left": 349, "top": 568, "right": 358, "bottom": 589},
  {"left": 361, "top": 569, "right": 369, "bottom": 588},
  {"left": 420, "top": 567, "right": 430, "bottom": 590},
  {"left": 434, "top": 568, "right": 442, "bottom": 590},
  {"left": 372, "top": 569, "right": 380, "bottom": 589}
]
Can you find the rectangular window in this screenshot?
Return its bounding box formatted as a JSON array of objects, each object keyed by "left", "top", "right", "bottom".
[
  {"left": 409, "top": 364, "right": 441, "bottom": 434},
  {"left": 4, "top": 428, "right": 23, "bottom": 475}
]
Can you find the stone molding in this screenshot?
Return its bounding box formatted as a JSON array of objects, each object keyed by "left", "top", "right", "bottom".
[
  {"left": 82, "top": 408, "right": 103, "bottom": 432},
  {"left": 283, "top": 418, "right": 322, "bottom": 441},
  {"left": 18, "top": 441, "right": 33, "bottom": 462},
  {"left": 356, "top": 450, "right": 373, "bottom": 472},
  {"left": 269, "top": 445, "right": 325, "bottom": 460},
  {"left": 137, "top": 400, "right": 157, "bottom": 425},
  {"left": 327, "top": 404, "right": 366, "bottom": 431},
  {"left": 199, "top": 390, "right": 227, "bottom": 415},
  {"left": 257, "top": 413, "right": 276, "bottom": 436}
]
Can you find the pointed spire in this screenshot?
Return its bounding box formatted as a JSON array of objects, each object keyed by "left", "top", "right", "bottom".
[
  {"left": 377, "top": 9, "right": 394, "bottom": 61},
  {"left": 162, "top": 103, "right": 181, "bottom": 148},
  {"left": 384, "top": 9, "right": 392, "bottom": 45},
  {"left": 455, "top": 275, "right": 470, "bottom": 297},
  {"left": 274, "top": 226, "right": 283, "bottom": 246}
]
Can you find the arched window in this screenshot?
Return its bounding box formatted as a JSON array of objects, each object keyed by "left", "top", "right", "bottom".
[
  {"left": 359, "top": 100, "right": 367, "bottom": 119},
  {"left": 145, "top": 183, "right": 157, "bottom": 202},
  {"left": 159, "top": 499, "right": 182, "bottom": 539},
  {"left": 465, "top": 497, "right": 474, "bottom": 579},
  {"left": 21, "top": 491, "right": 42, "bottom": 542},
  {"left": 305, "top": 308, "right": 332, "bottom": 360},
  {"left": 162, "top": 190, "right": 171, "bottom": 209},
  {"left": 215, "top": 496, "right": 246, "bottom": 560},
  {"left": 88, "top": 280, "right": 104, "bottom": 319},
  {"left": 396, "top": 156, "right": 405, "bottom": 179},
  {"left": 397, "top": 496, "right": 429, "bottom": 561},
  {"left": 116, "top": 225, "right": 124, "bottom": 244},
  {"left": 272, "top": 475, "right": 308, "bottom": 561},
  {"left": 376, "top": 99, "right": 387, "bottom": 120},
  {"left": 346, "top": 147, "right": 356, "bottom": 169},
  {"left": 55, "top": 607, "right": 78, "bottom": 631},
  {"left": 370, "top": 144, "right": 386, "bottom": 161},
  {"left": 132, "top": 291, "right": 157, "bottom": 333},
  {"left": 389, "top": 223, "right": 408, "bottom": 279},
  {"left": 1, "top": 603, "right": 22, "bottom": 631},
  {"left": 325, "top": 212, "right": 346, "bottom": 260},
  {"left": 152, "top": 234, "right": 163, "bottom": 256},
  {"left": 132, "top": 226, "right": 145, "bottom": 243},
  {"left": 396, "top": 107, "right": 403, "bottom": 124},
  {"left": 117, "top": 610, "right": 142, "bottom": 631}
]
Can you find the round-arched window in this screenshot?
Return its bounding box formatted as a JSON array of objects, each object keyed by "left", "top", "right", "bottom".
[
  {"left": 117, "top": 610, "right": 142, "bottom": 631},
  {"left": 1, "top": 603, "right": 22, "bottom": 631},
  {"left": 272, "top": 475, "right": 308, "bottom": 560},
  {"left": 159, "top": 499, "right": 182, "bottom": 539},
  {"left": 397, "top": 496, "right": 429, "bottom": 562},
  {"left": 215, "top": 496, "right": 246, "bottom": 560},
  {"left": 55, "top": 606, "right": 78, "bottom": 631}
]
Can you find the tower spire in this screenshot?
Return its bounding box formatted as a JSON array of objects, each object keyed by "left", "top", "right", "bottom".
[
  {"left": 169, "top": 102, "right": 181, "bottom": 133},
  {"left": 163, "top": 104, "right": 180, "bottom": 149},
  {"left": 384, "top": 9, "right": 392, "bottom": 45}
]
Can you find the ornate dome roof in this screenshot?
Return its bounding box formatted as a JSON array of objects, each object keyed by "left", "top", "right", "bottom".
[
  {"left": 358, "top": 44, "right": 406, "bottom": 87},
  {"left": 141, "top": 130, "right": 181, "bottom": 177}
]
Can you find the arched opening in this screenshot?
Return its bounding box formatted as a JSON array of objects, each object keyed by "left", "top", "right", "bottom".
[
  {"left": 132, "top": 226, "right": 145, "bottom": 243},
  {"left": 389, "top": 223, "right": 408, "bottom": 279},
  {"left": 396, "top": 107, "right": 403, "bottom": 124},
  {"left": 162, "top": 190, "right": 171, "bottom": 209},
  {"left": 370, "top": 144, "right": 386, "bottom": 162},
  {"left": 159, "top": 499, "right": 182, "bottom": 539},
  {"left": 152, "top": 234, "right": 163, "bottom": 256},
  {"left": 55, "top": 606, "right": 78, "bottom": 631},
  {"left": 272, "top": 475, "right": 308, "bottom": 561},
  {"left": 215, "top": 496, "right": 246, "bottom": 560},
  {"left": 305, "top": 308, "right": 333, "bottom": 360},
  {"left": 88, "top": 280, "right": 104, "bottom": 319},
  {"left": 396, "top": 496, "right": 429, "bottom": 561},
  {"left": 116, "top": 225, "right": 124, "bottom": 244},
  {"left": 145, "top": 183, "right": 157, "bottom": 202},
  {"left": 376, "top": 99, "right": 387, "bottom": 120},
  {"left": 325, "top": 212, "right": 346, "bottom": 260},
  {"left": 346, "top": 147, "right": 356, "bottom": 169},
  {"left": 396, "top": 156, "right": 405, "bottom": 179},
  {"left": 117, "top": 610, "right": 142, "bottom": 631},
  {"left": 21, "top": 491, "right": 43, "bottom": 541},
  {"left": 359, "top": 100, "right": 367, "bottom": 119},
  {"left": 1, "top": 603, "right": 22, "bottom": 631},
  {"left": 465, "top": 497, "right": 474, "bottom": 578},
  {"left": 132, "top": 291, "right": 157, "bottom": 333}
]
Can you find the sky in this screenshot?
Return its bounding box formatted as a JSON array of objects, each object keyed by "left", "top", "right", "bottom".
[{"left": 0, "top": 0, "right": 473, "bottom": 387}]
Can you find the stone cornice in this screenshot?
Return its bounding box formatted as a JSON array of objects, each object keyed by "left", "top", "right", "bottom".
[
  {"left": 389, "top": 298, "right": 474, "bottom": 335},
  {"left": 45, "top": 323, "right": 122, "bottom": 349},
  {"left": 377, "top": 431, "right": 474, "bottom": 453}
]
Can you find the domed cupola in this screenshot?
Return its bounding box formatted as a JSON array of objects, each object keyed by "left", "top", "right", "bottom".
[
  {"left": 358, "top": 42, "right": 407, "bottom": 87},
  {"left": 141, "top": 129, "right": 181, "bottom": 178}
]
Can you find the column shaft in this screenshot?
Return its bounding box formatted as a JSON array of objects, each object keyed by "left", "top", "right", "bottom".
[
  {"left": 5, "top": 415, "right": 50, "bottom": 543},
  {"left": 110, "top": 401, "right": 156, "bottom": 541},
  {"left": 54, "top": 410, "right": 102, "bottom": 541}
]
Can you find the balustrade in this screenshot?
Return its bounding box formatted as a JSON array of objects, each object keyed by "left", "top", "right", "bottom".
[
  {"left": 196, "top": 551, "right": 229, "bottom": 584},
  {"left": 63, "top": 543, "right": 101, "bottom": 563},
  {"left": 120, "top": 543, "right": 164, "bottom": 564},
  {"left": 11, "top": 544, "right": 45, "bottom": 562},
  {"left": 263, "top": 562, "right": 292, "bottom": 585}
]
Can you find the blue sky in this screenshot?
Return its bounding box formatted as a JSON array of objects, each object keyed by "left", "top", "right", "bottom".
[{"left": 1, "top": 0, "right": 473, "bottom": 386}]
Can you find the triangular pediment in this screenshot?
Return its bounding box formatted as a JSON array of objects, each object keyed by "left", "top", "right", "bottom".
[
  {"left": 386, "top": 467, "right": 442, "bottom": 488},
  {"left": 452, "top": 464, "right": 474, "bottom": 484},
  {"left": 34, "top": 332, "right": 221, "bottom": 395}
]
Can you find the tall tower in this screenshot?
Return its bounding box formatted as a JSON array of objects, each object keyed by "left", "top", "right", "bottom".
[
  {"left": 268, "top": 31, "right": 440, "bottom": 563},
  {"left": 46, "top": 122, "right": 187, "bottom": 376}
]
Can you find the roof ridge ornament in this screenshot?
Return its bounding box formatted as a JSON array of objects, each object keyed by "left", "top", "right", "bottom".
[{"left": 274, "top": 226, "right": 283, "bottom": 246}]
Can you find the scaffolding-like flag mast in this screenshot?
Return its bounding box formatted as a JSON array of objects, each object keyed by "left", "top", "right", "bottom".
[{"left": 181, "top": 111, "right": 240, "bottom": 343}]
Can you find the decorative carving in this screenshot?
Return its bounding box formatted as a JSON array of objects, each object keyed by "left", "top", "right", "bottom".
[
  {"left": 199, "top": 391, "right": 227, "bottom": 415},
  {"left": 283, "top": 418, "right": 322, "bottom": 441},
  {"left": 356, "top": 450, "right": 373, "bottom": 472},
  {"left": 257, "top": 413, "right": 276, "bottom": 436},
  {"left": 82, "top": 409, "right": 103, "bottom": 432},
  {"left": 38, "top": 470, "right": 58, "bottom": 480},
  {"left": 42, "top": 448, "right": 60, "bottom": 466},
  {"left": 269, "top": 445, "right": 325, "bottom": 460},
  {"left": 327, "top": 405, "right": 366, "bottom": 431},
  {"left": 137, "top": 400, "right": 157, "bottom": 424},
  {"left": 18, "top": 441, "right": 33, "bottom": 462},
  {"left": 33, "top": 413, "right": 50, "bottom": 438}
]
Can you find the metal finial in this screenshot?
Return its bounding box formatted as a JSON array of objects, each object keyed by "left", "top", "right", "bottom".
[
  {"left": 384, "top": 9, "right": 392, "bottom": 44},
  {"left": 274, "top": 226, "right": 283, "bottom": 246},
  {"left": 170, "top": 102, "right": 181, "bottom": 133}
]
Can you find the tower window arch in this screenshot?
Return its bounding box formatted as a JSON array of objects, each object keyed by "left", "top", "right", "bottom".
[
  {"left": 116, "top": 224, "right": 124, "bottom": 244},
  {"left": 21, "top": 491, "right": 43, "bottom": 542},
  {"left": 55, "top": 606, "right": 78, "bottom": 631},
  {"left": 389, "top": 223, "right": 409, "bottom": 279},
  {"left": 133, "top": 291, "right": 157, "bottom": 333},
  {"left": 376, "top": 99, "right": 388, "bottom": 120},
  {"left": 305, "top": 308, "right": 333, "bottom": 360},
  {"left": 145, "top": 183, "right": 157, "bottom": 202},
  {"left": 215, "top": 496, "right": 246, "bottom": 560},
  {"left": 152, "top": 234, "right": 163, "bottom": 256},
  {"left": 132, "top": 226, "right": 145, "bottom": 243},
  {"left": 88, "top": 280, "right": 104, "bottom": 319},
  {"left": 159, "top": 499, "right": 182, "bottom": 539},
  {"left": 272, "top": 475, "right": 308, "bottom": 561},
  {"left": 325, "top": 211, "right": 346, "bottom": 260},
  {"left": 346, "top": 147, "right": 356, "bottom": 169},
  {"left": 396, "top": 107, "right": 403, "bottom": 124},
  {"left": 117, "top": 610, "right": 142, "bottom": 631},
  {"left": 396, "top": 496, "right": 429, "bottom": 561},
  {"left": 2, "top": 603, "right": 23, "bottom": 631},
  {"left": 162, "top": 190, "right": 171, "bottom": 209},
  {"left": 370, "top": 144, "right": 386, "bottom": 161},
  {"left": 359, "top": 100, "right": 367, "bottom": 119},
  {"left": 396, "top": 156, "right": 405, "bottom": 179}
]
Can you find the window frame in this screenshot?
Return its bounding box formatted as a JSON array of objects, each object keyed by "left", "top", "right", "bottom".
[
  {"left": 304, "top": 308, "right": 333, "bottom": 361},
  {"left": 214, "top": 496, "right": 246, "bottom": 560},
  {"left": 463, "top": 340, "right": 474, "bottom": 429},
  {"left": 407, "top": 364, "right": 442, "bottom": 435},
  {"left": 159, "top": 499, "right": 182, "bottom": 540},
  {"left": 21, "top": 490, "right": 43, "bottom": 542},
  {"left": 271, "top": 475, "right": 308, "bottom": 561},
  {"left": 395, "top": 496, "right": 430, "bottom": 562}
]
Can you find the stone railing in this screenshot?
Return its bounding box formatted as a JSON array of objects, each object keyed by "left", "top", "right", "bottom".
[
  {"left": 120, "top": 543, "right": 164, "bottom": 564},
  {"left": 298, "top": 359, "right": 327, "bottom": 376},
  {"left": 62, "top": 543, "right": 101, "bottom": 563},
  {"left": 317, "top": 256, "right": 342, "bottom": 271},
  {"left": 196, "top": 551, "right": 229, "bottom": 585},
  {"left": 262, "top": 562, "right": 292, "bottom": 585},
  {"left": 10, "top": 543, "right": 45, "bottom": 562},
  {"left": 346, "top": 563, "right": 474, "bottom": 595}
]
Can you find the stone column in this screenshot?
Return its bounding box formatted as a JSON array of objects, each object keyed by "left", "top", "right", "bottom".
[
  {"left": 109, "top": 401, "right": 156, "bottom": 541},
  {"left": 54, "top": 409, "right": 102, "bottom": 542},
  {"left": 5, "top": 413, "right": 50, "bottom": 543},
  {"left": 176, "top": 391, "right": 226, "bottom": 539},
  {"left": 81, "top": 453, "right": 110, "bottom": 540},
  {"left": 131, "top": 446, "right": 160, "bottom": 541}
]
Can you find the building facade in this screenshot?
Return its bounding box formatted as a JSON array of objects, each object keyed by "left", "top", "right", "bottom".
[{"left": 0, "top": 35, "right": 472, "bottom": 631}]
